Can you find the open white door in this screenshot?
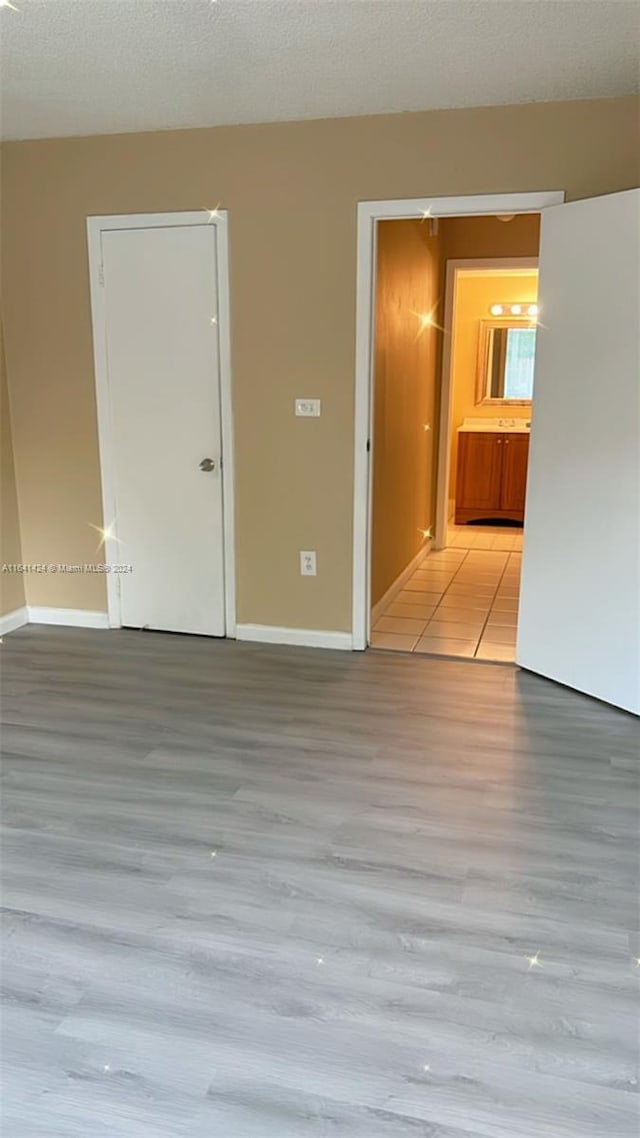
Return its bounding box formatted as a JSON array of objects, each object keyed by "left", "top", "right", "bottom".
[{"left": 518, "top": 190, "right": 639, "bottom": 713}]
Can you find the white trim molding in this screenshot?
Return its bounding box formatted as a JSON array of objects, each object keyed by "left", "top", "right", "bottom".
[
  {"left": 236, "top": 624, "right": 353, "bottom": 650},
  {"left": 86, "top": 210, "right": 236, "bottom": 637},
  {"left": 27, "top": 607, "right": 110, "bottom": 628},
  {"left": 352, "top": 190, "right": 565, "bottom": 651},
  {"left": 370, "top": 539, "right": 430, "bottom": 628},
  {"left": 0, "top": 606, "right": 28, "bottom": 636}
]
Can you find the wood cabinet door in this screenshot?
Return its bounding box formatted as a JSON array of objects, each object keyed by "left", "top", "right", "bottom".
[
  {"left": 457, "top": 432, "right": 503, "bottom": 511},
  {"left": 500, "top": 434, "right": 530, "bottom": 512}
]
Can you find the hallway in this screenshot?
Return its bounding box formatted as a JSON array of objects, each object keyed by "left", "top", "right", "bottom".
[{"left": 371, "top": 527, "right": 523, "bottom": 661}]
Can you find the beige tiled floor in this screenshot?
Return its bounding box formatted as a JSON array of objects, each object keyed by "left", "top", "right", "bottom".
[
  {"left": 446, "top": 523, "right": 523, "bottom": 552},
  {"left": 370, "top": 525, "right": 523, "bottom": 663}
]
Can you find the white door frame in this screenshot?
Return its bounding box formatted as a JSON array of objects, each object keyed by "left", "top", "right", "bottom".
[
  {"left": 435, "top": 255, "right": 539, "bottom": 548},
  {"left": 87, "top": 210, "right": 236, "bottom": 635},
  {"left": 351, "top": 191, "right": 564, "bottom": 651}
]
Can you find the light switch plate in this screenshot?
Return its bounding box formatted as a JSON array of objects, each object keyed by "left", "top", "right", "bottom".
[{"left": 295, "top": 398, "right": 321, "bottom": 417}]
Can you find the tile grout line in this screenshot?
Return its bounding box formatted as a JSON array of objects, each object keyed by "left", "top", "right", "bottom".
[
  {"left": 426, "top": 546, "right": 502, "bottom": 657},
  {"left": 374, "top": 546, "right": 469, "bottom": 649},
  {"left": 472, "top": 550, "right": 514, "bottom": 658},
  {"left": 413, "top": 548, "right": 470, "bottom": 652},
  {"left": 439, "top": 546, "right": 502, "bottom": 657},
  {"left": 372, "top": 536, "right": 521, "bottom": 657}
]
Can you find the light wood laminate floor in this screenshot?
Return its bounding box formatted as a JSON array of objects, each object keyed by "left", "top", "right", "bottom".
[{"left": 1, "top": 626, "right": 639, "bottom": 1137}]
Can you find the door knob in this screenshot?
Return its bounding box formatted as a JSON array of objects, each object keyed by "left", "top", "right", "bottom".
[{"left": 199, "top": 458, "right": 216, "bottom": 472}]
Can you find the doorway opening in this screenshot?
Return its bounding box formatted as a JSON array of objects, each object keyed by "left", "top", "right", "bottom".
[
  {"left": 371, "top": 241, "right": 539, "bottom": 663},
  {"left": 351, "top": 191, "right": 562, "bottom": 658}
]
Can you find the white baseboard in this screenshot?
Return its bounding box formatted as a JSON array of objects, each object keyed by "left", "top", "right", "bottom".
[
  {"left": 371, "top": 539, "right": 431, "bottom": 626},
  {"left": 3, "top": 608, "right": 352, "bottom": 647},
  {"left": 236, "top": 623, "right": 353, "bottom": 650},
  {"left": 0, "top": 606, "right": 28, "bottom": 636},
  {"left": 27, "top": 606, "right": 110, "bottom": 629}
]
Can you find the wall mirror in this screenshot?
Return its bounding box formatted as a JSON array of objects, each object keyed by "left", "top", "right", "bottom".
[{"left": 476, "top": 320, "right": 536, "bottom": 404}]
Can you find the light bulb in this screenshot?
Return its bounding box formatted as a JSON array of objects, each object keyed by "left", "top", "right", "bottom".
[
  {"left": 490, "top": 304, "right": 503, "bottom": 316},
  {"left": 510, "top": 304, "right": 522, "bottom": 315},
  {"left": 527, "top": 304, "right": 538, "bottom": 317}
]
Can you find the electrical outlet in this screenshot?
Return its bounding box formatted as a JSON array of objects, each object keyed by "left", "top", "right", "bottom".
[
  {"left": 300, "top": 551, "right": 317, "bottom": 576},
  {"left": 295, "top": 398, "right": 321, "bottom": 417}
]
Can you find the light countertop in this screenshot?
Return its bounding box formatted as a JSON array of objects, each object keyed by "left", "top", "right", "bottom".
[{"left": 458, "top": 417, "right": 530, "bottom": 433}]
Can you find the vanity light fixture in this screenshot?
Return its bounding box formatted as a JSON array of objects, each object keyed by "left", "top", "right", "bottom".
[{"left": 489, "top": 302, "right": 539, "bottom": 319}]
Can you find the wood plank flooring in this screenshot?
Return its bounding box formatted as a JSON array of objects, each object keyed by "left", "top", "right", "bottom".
[{"left": 1, "top": 626, "right": 639, "bottom": 1137}]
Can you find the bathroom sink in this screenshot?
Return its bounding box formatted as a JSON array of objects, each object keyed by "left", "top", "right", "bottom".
[{"left": 458, "top": 417, "right": 531, "bottom": 433}]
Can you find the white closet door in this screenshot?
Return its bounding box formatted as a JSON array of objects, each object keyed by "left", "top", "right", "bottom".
[
  {"left": 102, "top": 224, "right": 225, "bottom": 635},
  {"left": 518, "top": 190, "right": 639, "bottom": 713}
]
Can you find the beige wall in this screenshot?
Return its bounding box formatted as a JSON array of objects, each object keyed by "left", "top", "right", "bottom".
[
  {"left": 2, "top": 96, "right": 638, "bottom": 631},
  {"left": 448, "top": 273, "right": 538, "bottom": 500},
  {"left": 371, "top": 220, "right": 441, "bottom": 606},
  {"left": 0, "top": 319, "right": 25, "bottom": 615}
]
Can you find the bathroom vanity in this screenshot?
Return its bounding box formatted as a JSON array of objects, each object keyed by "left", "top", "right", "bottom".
[{"left": 455, "top": 418, "right": 530, "bottom": 524}]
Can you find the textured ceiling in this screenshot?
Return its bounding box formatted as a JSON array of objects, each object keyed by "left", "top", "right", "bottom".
[{"left": 2, "top": 0, "right": 639, "bottom": 141}]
